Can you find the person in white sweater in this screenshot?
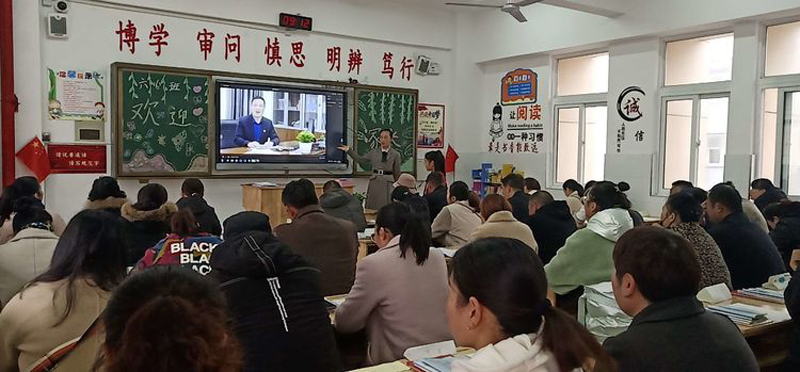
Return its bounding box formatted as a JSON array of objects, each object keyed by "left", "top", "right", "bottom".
[
  {"left": 470, "top": 194, "right": 538, "bottom": 251},
  {"left": 431, "top": 182, "right": 483, "bottom": 248},
  {"left": 447, "top": 238, "right": 614, "bottom": 372}
]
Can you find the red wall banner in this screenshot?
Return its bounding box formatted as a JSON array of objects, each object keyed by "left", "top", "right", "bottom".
[{"left": 48, "top": 144, "right": 106, "bottom": 173}]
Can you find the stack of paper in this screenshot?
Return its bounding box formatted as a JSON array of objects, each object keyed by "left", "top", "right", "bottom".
[
  {"left": 410, "top": 356, "right": 468, "bottom": 372},
  {"left": 733, "top": 288, "right": 785, "bottom": 304},
  {"left": 707, "top": 303, "right": 770, "bottom": 325},
  {"left": 251, "top": 181, "right": 278, "bottom": 188}
]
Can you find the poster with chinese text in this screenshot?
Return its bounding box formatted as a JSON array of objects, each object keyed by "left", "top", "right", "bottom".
[
  {"left": 47, "top": 68, "right": 105, "bottom": 121},
  {"left": 417, "top": 103, "right": 444, "bottom": 148}
]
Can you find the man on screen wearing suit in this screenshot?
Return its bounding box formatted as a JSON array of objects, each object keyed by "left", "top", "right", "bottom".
[{"left": 234, "top": 96, "right": 281, "bottom": 148}]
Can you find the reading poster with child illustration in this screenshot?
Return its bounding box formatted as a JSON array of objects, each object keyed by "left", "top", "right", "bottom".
[{"left": 216, "top": 81, "right": 347, "bottom": 167}]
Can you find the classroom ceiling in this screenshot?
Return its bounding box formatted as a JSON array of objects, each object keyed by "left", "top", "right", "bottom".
[{"left": 388, "top": 0, "right": 627, "bottom": 18}]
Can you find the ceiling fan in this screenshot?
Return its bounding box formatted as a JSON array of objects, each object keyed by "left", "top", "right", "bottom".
[{"left": 445, "top": 0, "right": 545, "bottom": 23}]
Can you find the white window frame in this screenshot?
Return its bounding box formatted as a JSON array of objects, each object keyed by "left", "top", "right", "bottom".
[
  {"left": 551, "top": 99, "right": 607, "bottom": 186},
  {"left": 656, "top": 92, "right": 730, "bottom": 195},
  {"left": 755, "top": 18, "right": 800, "bottom": 197}
]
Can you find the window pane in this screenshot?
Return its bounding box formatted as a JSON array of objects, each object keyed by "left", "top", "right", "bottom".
[
  {"left": 786, "top": 92, "right": 800, "bottom": 195},
  {"left": 583, "top": 106, "right": 607, "bottom": 182},
  {"left": 557, "top": 53, "right": 609, "bottom": 96},
  {"left": 557, "top": 107, "right": 580, "bottom": 183},
  {"left": 697, "top": 97, "right": 729, "bottom": 190},
  {"left": 664, "top": 100, "right": 693, "bottom": 189},
  {"left": 766, "top": 21, "right": 800, "bottom": 77},
  {"left": 761, "top": 88, "right": 778, "bottom": 181},
  {"left": 665, "top": 34, "right": 733, "bottom": 86}
]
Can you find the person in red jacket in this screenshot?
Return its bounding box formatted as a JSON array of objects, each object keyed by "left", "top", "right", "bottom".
[{"left": 136, "top": 209, "right": 222, "bottom": 276}]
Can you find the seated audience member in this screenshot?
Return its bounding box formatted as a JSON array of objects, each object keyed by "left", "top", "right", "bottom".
[
  {"left": 785, "top": 266, "right": 800, "bottom": 371},
  {"left": 0, "top": 198, "right": 58, "bottom": 307},
  {"left": 501, "top": 174, "right": 530, "bottom": 222},
  {"left": 121, "top": 183, "right": 177, "bottom": 266},
  {"left": 136, "top": 209, "right": 222, "bottom": 276},
  {"left": 527, "top": 191, "right": 577, "bottom": 265},
  {"left": 84, "top": 176, "right": 129, "bottom": 216},
  {"left": 764, "top": 201, "right": 800, "bottom": 270},
  {"left": 176, "top": 178, "right": 222, "bottom": 236},
  {"left": 750, "top": 178, "right": 789, "bottom": 212},
  {"left": 320, "top": 180, "right": 367, "bottom": 232},
  {"left": 614, "top": 182, "right": 644, "bottom": 226},
  {"left": 101, "top": 267, "right": 242, "bottom": 372},
  {"left": 574, "top": 180, "right": 597, "bottom": 226},
  {"left": 545, "top": 181, "right": 634, "bottom": 315},
  {"left": 562, "top": 180, "right": 585, "bottom": 220},
  {"left": 470, "top": 194, "right": 537, "bottom": 251},
  {"left": 673, "top": 180, "right": 769, "bottom": 232},
  {"left": 604, "top": 227, "right": 759, "bottom": 372},
  {"left": 392, "top": 186, "right": 431, "bottom": 227},
  {"left": 706, "top": 183, "right": 785, "bottom": 289},
  {"left": 0, "top": 210, "right": 127, "bottom": 372},
  {"left": 423, "top": 171, "right": 448, "bottom": 221},
  {"left": 274, "top": 179, "right": 357, "bottom": 296},
  {"left": 393, "top": 173, "right": 419, "bottom": 194},
  {"left": 448, "top": 238, "right": 614, "bottom": 372},
  {"left": 211, "top": 211, "right": 341, "bottom": 372},
  {"left": 660, "top": 192, "right": 732, "bottom": 289},
  {"left": 0, "top": 176, "right": 66, "bottom": 244},
  {"left": 524, "top": 177, "right": 541, "bottom": 195},
  {"left": 431, "top": 182, "right": 483, "bottom": 248},
  {"left": 336, "top": 202, "right": 451, "bottom": 365},
  {"left": 424, "top": 150, "right": 446, "bottom": 178}
]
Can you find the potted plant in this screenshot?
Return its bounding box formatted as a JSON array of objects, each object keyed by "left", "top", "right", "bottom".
[{"left": 296, "top": 131, "right": 316, "bottom": 154}]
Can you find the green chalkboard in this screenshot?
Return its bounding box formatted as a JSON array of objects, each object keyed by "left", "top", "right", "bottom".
[
  {"left": 355, "top": 88, "right": 417, "bottom": 174},
  {"left": 116, "top": 66, "right": 211, "bottom": 177}
]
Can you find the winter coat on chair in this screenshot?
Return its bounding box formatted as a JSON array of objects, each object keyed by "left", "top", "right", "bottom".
[
  {"left": 211, "top": 230, "right": 341, "bottom": 372},
  {"left": 320, "top": 188, "right": 368, "bottom": 232}
]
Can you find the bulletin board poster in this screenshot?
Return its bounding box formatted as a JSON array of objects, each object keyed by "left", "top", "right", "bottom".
[
  {"left": 500, "top": 69, "right": 537, "bottom": 106},
  {"left": 417, "top": 103, "right": 444, "bottom": 148},
  {"left": 47, "top": 68, "right": 105, "bottom": 121}
]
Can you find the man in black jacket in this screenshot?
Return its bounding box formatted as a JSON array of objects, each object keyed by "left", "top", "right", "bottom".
[
  {"left": 706, "top": 183, "right": 785, "bottom": 289},
  {"left": 423, "top": 171, "right": 448, "bottom": 222},
  {"left": 319, "top": 180, "right": 367, "bottom": 232},
  {"left": 502, "top": 173, "right": 529, "bottom": 223},
  {"left": 604, "top": 227, "right": 759, "bottom": 372},
  {"left": 211, "top": 211, "right": 341, "bottom": 372},
  {"left": 785, "top": 266, "right": 800, "bottom": 371},
  {"left": 176, "top": 178, "right": 222, "bottom": 236},
  {"left": 526, "top": 191, "right": 577, "bottom": 265}
]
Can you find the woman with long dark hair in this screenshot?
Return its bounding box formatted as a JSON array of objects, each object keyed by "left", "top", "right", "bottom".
[
  {"left": 101, "top": 267, "right": 242, "bottom": 372},
  {"left": 448, "top": 238, "right": 613, "bottom": 372},
  {"left": 335, "top": 202, "right": 451, "bottom": 365},
  {"left": 121, "top": 183, "right": 177, "bottom": 265},
  {"left": 0, "top": 210, "right": 127, "bottom": 372},
  {"left": 0, "top": 176, "right": 66, "bottom": 244},
  {"left": 424, "top": 150, "right": 446, "bottom": 175},
  {"left": 562, "top": 179, "right": 584, "bottom": 218}
]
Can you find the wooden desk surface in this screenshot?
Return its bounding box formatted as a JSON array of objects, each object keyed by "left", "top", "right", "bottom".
[{"left": 726, "top": 296, "right": 792, "bottom": 337}]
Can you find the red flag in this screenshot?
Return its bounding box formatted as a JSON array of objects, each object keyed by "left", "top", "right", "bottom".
[
  {"left": 16, "top": 137, "right": 51, "bottom": 182},
  {"left": 445, "top": 145, "right": 459, "bottom": 173}
]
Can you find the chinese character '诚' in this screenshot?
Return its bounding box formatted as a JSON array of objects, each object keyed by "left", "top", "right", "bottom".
[{"left": 625, "top": 98, "right": 641, "bottom": 117}]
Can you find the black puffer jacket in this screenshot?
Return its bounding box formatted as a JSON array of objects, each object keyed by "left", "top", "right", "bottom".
[
  {"left": 211, "top": 229, "right": 341, "bottom": 372},
  {"left": 320, "top": 189, "right": 367, "bottom": 232},
  {"left": 770, "top": 217, "right": 800, "bottom": 270},
  {"left": 785, "top": 269, "right": 800, "bottom": 372},
  {"left": 755, "top": 188, "right": 788, "bottom": 212},
  {"left": 526, "top": 201, "right": 577, "bottom": 265},
  {"left": 176, "top": 196, "right": 222, "bottom": 236}
]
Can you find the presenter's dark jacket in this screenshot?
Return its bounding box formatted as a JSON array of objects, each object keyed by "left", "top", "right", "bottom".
[
  {"left": 274, "top": 205, "right": 358, "bottom": 296},
  {"left": 507, "top": 191, "right": 530, "bottom": 223},
  {"left": 603, "top": 296, "right": 759, "bottom": 372},
  {"left": 347, "top": 148, "right": 401, "bottom": 210},
  {"left": 707, "top": 212, "right": 786, "bottom": 289},
  {"left": 176, "top": 195, "right": 223, "bottom": 236},
  {"left": 525, "top": 201, "right": 577, "bottom": 265},
  {"left": 234, "top": 115, "right": 280, "bottom": 147},
  {"left": 120, "top": 202, "right": 177, "bottom": 266},
  {"left": 424, "top": 186, "right": 448, "bottom": 222},
  {"left": 211, "top": 229, "right": 341, "bottom": 372},
  {"left": 785, "top": 269, "right": 800, "bottom": 372}
]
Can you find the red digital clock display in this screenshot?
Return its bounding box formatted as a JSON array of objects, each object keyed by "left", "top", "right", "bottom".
[{"left": 279, "top": 13, "right": 313, "bottom": 31}]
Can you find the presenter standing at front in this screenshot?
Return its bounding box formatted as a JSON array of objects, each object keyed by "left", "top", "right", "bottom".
[{"left": 339, "top": 129, "right": 401, "bottom": 210}]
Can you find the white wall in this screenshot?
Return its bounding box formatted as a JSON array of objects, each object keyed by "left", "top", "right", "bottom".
[{"left": 13, "top": 0, "right": 455, "bottom": 222}]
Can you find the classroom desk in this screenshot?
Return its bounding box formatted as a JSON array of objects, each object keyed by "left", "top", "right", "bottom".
[
  {"left": 242, "top": 183, "right": 354, "bottom": 225},
  {"left": 727, "top": 296, "right": 793, "bottom": 371}
]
